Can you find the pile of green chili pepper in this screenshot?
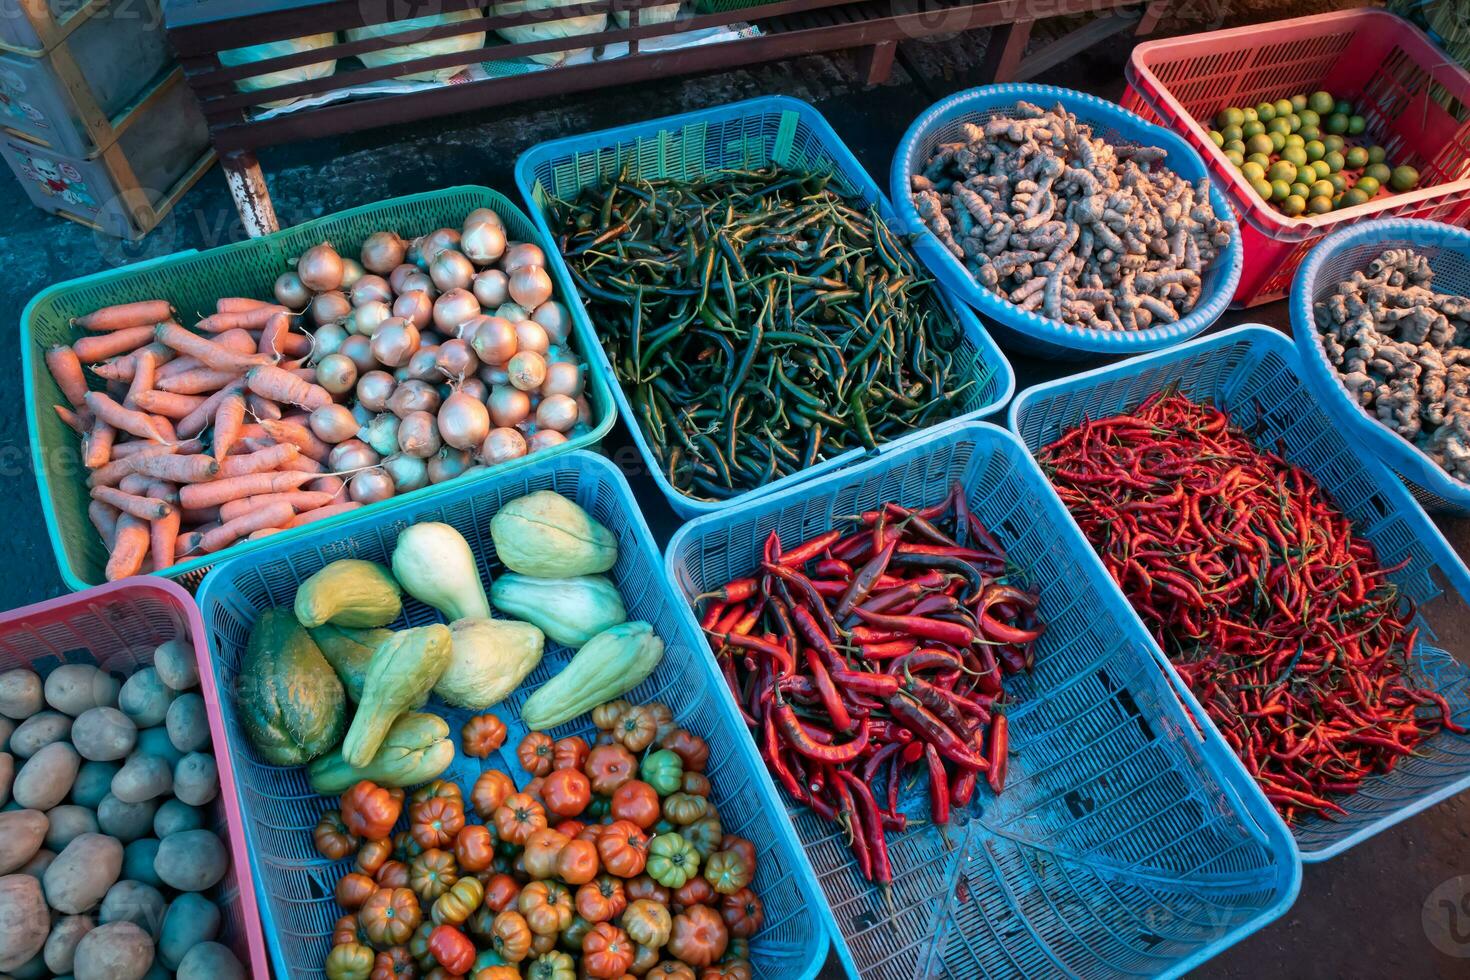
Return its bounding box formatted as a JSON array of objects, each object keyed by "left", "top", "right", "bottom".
[{"left": 551, "top": 167, "right": 974, "bottom": 501}]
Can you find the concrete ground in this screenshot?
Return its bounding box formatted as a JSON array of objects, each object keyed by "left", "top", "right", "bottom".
[{"left": 2, "top": 15, "right": 1468, "bottom": 978}]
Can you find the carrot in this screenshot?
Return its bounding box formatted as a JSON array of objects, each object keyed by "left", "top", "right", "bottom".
[
  {"left": 73, "top": 326, "right": 155, "bottom": 364},
  {"left": 132, "top": 390, "right": 207, "bottom": 419},
  {"left": 307, "top": 475, "right": 345, "bottom": 495},
  {"left": 156, "top": 368, "right": 241, "bottom": 395},
  {"left": 88, "top": 499, "right": 119, "bottom": 547},
  {"left": 123, "top": 350, "right": 158, "bottom": 409},
  {"left": 245, "top": 393, "right": 282, "bottom": 421},
  {"left": 156, "top": 354, "right": 203, "bottom": 380},
  {"left": 45, "top": 345, "right": 89, "bottom": 408},
  {"left": 173, "top": 386, "right": 231, "bottom": 439},
  {"left": 217, "top": 443, "right": 299, "bottom": 478},
  {"left": 91, "top": 485, "right": 172, "bottom": 521},
  {"left": 155, "top": 322, "right": 272, "bottom": 372},
  {"left": 88, "top": 444, "right": 174, "bottom": 487},
  {"left": 92, "top": 342, "right": 176, "bottom": 383},
  {"left": 213, "top": 386, "right": 246, "bottom": 461},
  {"left": 84, "top": 391, "right": 167, "bottom": 442},
  {"left": 113, "top": 438, "right": 202, "bottom": 459},
  {"left": 132, "top": 453, "right": 220, "bottom": 484},
  {"left": 217, "top": 297, "right": 274, "bottom": 313},
  {"left": 278, "top": 332, "right": 312, "bottom": 358},
  {"left": 106, "top": 513, "right": 150, "bottom": 581},
  {"left": 258, "top": 418, "right": 329, "bottom": 461},
  {"left": 146, "top": 480, "right": 181, "bottom": 572},
  {"left": 195, "top": 500, "right": 296, "bottom": 553},
  {"left": 248, "top": 527, "right": 286, "bottom": 540},
  {"left": 220, "top": 490, "right": 335, "bottom": 523},
  {"left": 81, "top": 417, "right": 115, "bottom": 469},
  {"left": 258, "top": 311, "right": 292, "bottom": 358},
  {"left": 245, "top": 365, "right": 331, "bottom": 411},
  {"left": 279, "top": 453, "right": 325, "bottom": 474},
  {"left": 195, "top": 306, "right": 289, "bottom": 333},
  {"left": 150, "top": 415, "right": 178, "bottom": 444},
  {"left": 176, "top": 523, "right": 218, "bottom": 558},
  {"left": 117, "top": 473, "right": 152, "bottom": 495},
  {"left": 289, "top": 501, "right": 363, "bottom": 527},
  {"left": 74, "top": 300, "right": 173, "bottom": 332},
  {"left": 53, "top": 404, "right": 89, "bottom": 434},
  {"left": 179, "top": 470, "right": 316, "bottom": 509},
  {"left": 214, "top": 328, "right": 261, "bottom": 355}
]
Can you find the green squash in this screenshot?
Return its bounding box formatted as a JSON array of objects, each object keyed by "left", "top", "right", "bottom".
[
  {"left": 237, "top": 608, "right": 346, "bottom": 766},
  {"left": 309, "top": 625, "right": 396, "bottom": 702},
  {"left": 307, "top": 712, "right": 454, "bottom": 795},
  {"left": 294, "top": 559, "right": 402, "bottom": 628},
  {"left": 340, "top": 624, "right": 451, "bottom": 767}
]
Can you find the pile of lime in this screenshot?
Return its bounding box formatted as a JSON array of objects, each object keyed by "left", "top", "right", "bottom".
[{"left": 1206, "top": 90, "right": 1420, "bottom": 217}]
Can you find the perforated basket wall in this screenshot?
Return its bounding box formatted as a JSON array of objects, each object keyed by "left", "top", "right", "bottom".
[
  {"left": 1008, "top": 325, "right": 1470, "bottom": 861},
  {"left": 515, "top": 95, "right": 1014, "bottom": 520},
  {"left": 665, "top": 420, "right": 1299, "bottom": 979},
  {"left": 0, "top": 577, "right": 269, "bottom": 977},
  {"left": 21, "top": 186, "right": 616, "bottom": 592},
  {"left": 193, "top": 451, "right": 827, "bottom": 979},
  {"left": 889, "top": 83, "right": 1242, "bottom": 360},
  {"left": 1292, "top": 218, "right": 1470, "bottom": 515}
]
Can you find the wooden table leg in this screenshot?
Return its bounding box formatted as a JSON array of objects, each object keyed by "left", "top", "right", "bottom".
[
  {"left": 221, "top": 149, "right": 278, "bottom": 238},
  {"left": 856, "top": 40, "right": 898, "bottom": 86},
  {"left": 981, "top": 20, "right": 1034, "bottom": 84}
]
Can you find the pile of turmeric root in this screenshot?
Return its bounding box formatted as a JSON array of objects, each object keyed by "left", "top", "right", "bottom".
[{"left": 911, "top": 101, "right": 1234, "bottom": 331}]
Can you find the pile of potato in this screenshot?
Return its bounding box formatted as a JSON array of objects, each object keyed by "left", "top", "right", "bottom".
[{"left": 0, "top": 641, "right": 244, "bottom": 979}]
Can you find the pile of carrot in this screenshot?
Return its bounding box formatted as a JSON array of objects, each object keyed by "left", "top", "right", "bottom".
[{"left": 46, "top": 297, "right": 358, "bottom": 580}]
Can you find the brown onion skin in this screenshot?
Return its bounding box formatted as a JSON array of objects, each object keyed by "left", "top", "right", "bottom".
[
  {"left": 430, "top": 250, "right": 476, "bottom": 292},
  {"left": 432, "top": 288, "right": 479, "bottom": 333},
  {"left": 388, "top": 263, "right": 419, "bottom": 293},
  {"left": 298, "top": 243, "right": 345, "bottom": 292},
  {"left": 470, "top": 316, "right": 518, "bottom": 365},
  {"left": 428, "top": 446, "right": 473, "bottom": 483},
  {"left": 317, "top": 353, "right": 359, "bottom": 396},
  {"left": 392, "top": 291, "right": 433, "bottom": 330},
  {"left": 438, "top": 391, "right": 491, "bottom": 451},
  {"left": 350, "top": 275, "right": 393, "bottom": 307},
  {"left": 576, "top": 395, "right": 592, "bottom": 426},
  {"left": 509, "top": 266, "right": 554, "bottom": 310},
  {"left": 406, "top": 347, "right": 442, "bottom": 383},
  {"left": 528, "top": 429, "right": 568, "bottom": 452},
  {"left": 308, "top": 475, "right": 345, "bottom": 496},
  {"left": 417, "top": 228, "right": 461, "bottom": 264},
  {"left": 459, "top": 378, "right": 488, "bottom": 401},
  {"left": 507, "top": 351, "right": 547, "bottom": 392},
  {"left": 329, "top": 438, "right": 380, "bottom": 471},
  {"left": 397, "top": 410, "right": 441, "bottom": 458},
  {"left": 371, "top": 319, "right": 421, "bottom": 368},
  {"left": 462, "top": 222, "right": 507, "bottom": 265},
  {"left": 514, "top": 320, "right": 549, "bottom": 356},
  {"left": 464, "top": 207, "right": 503, "bottom": 230},
  {"left": 399, "top": 271, "right": 436, "bottom": 298},
  {"left": 350, "top": 469, "right": 395, "bottom": 503},
  {"left": 356, "top": 370, "right": 396, "bottom": 413},
  {"left": 384, "top": 453, "right": 429, "bottom": 492},
  {"left": 436, "top": 338, "right": 479, "bottom": 380},
  {"left": 532, "top": 301, "right": 571, "bottom": 345},
  {"left": 488, "top": 385, "right": 530, "bottom": 428},
  {"left": 472, "top": 270, "right": 509, "bottom": 308},
  {"left": 479, "top": 427, "right": 527, "bottom": 466},
  {"left": 535, "top": 394, "right": 579, "bottom": 433},
  {"left": 310, "top": 404, "right": 359, "bottom": 443},
  {"left": 339, "top": 335, "right": 377, "bottom": 374},
  {"left": 502, "top": 242, "right": 546, "bottom": 274},
  {"left": 541, "top": 360, "right": 583, "bottom": 398},
  {"left": 495, "top": 302, "right": 530, "bottom": 323},
  {"left": 362, "top": 232, "right": 408, "bottom": 275},
  {"left": 312, "top": 322, "right": 348, "bottom": 360},
  {"left": 479, "top": 362, "right": 510, "bottom": 387},
  {"left": 275, "top": 271, "right": 311, "bottom": 308},
  {"left": 388, "top": 379, "right": 441, "bottom": 418},
  {"left": 339, "top": 258, "right": 365, "bottom": 290},
  {"left": 310, "top": 290, "right": 351, "bottom": 327}
]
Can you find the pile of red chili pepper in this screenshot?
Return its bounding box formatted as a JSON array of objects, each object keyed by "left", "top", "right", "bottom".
[
  {"left": 695, "top": 484, "right": 1043, "bottom": 885},
  {"left": 1040, "top": 392, "right": 1465, "bottom": 823}
]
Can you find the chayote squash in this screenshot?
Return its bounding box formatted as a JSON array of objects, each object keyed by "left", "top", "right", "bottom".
[
  {"left": 238, "top": 609, "right": 346, "bottom": 765},
  {"left": 489, "top": 574, "right": 626, "bottom": 648},
  {"left": 309, "top": 625, "right": 396, "bottom": 702},
  {"left": 294, "top": 559, "right": 402, "bottom": 628},
  {"left": 520, "top": 622, "right": 664, "bottom": 730},
  {"left": 432, "top": 618, "right": 544, "bottom": 710},
  {"left": 489, "top": 491, "right": 617, "bottom": 578},
  {"left": 340, "top": 624, "right": 451, "bottom": 767},
  {"left": 308, "top": 712, "right": 454, "bottom": 795}
]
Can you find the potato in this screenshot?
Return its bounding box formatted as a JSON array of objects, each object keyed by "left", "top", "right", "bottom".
[
  {"left": 118, "top": 670, "right": 174, "bottom": 729},
  {"left": 0, "top": 752, "right": 12, "bottom": 806},
  {"left": 44, "top": 666, "right": 119, "bottom": 717},
  {"left": 0, "top": 810, "right": 47, "bottom": 875},
  {"left": 9, "top": 712, "right": 73, "bottom": 758},
  {"left": 165, "top": 695, "right": 210, "bottom": 754},
  {"left": 44, "top": 805, "right": 98, "bottom": 851},
  {"left": 73, "top": 920, "right": 154, "bottom": 980},
  {"left": 122, "top": 838, "right": 161, "bottom": 888},
  {"left": 13, "top": 742, "right": 79, "bottom": 810},
  {"left": 71, "top": 761, "right": 119, "bottom": 810},
  {"left": 0, "top": 874, "right": 49, "bottom": 971},
  {"left": 152, "top": 800, "right": 202, "bottom": 839},
  {"left": 43, "top": 914, "right": 94, "bottom": 974},
  {"left": 153, "top": 640, "right": 198, "bottom": 692},
  {"left": 0, "top": 670, "right": 43, "bottom": 721},
  {"left": 172, "top": 753, "right": 219, "bottom": 807},
  {"left": 158, "top": 892, "right": 219, "bottom": 969},
  {"left": 154, "top": 829, "right": 227, "bottom": 892},
  {"left": 45, "top": 833, "right": 123, "bottom": 914},
  {"left": 133, "top": 726, "right": 183, "bottom": 767},
  {"left": 97, "top": 795, "right": 157, "bottom": 843},
  {"left": 110, "top": 756, "right": 172, "bottom": 804},
  {"left": 100, "top": 880, "right": 166, "bottom": 939},
  {"left": 177, "top": 941, "right": 245, "bottom": 980},
  {"left": 72, "top": 708, "right": 136, "bottom": 762},
  {"left": 19, "top": 849, "right": 53, "bottom": 880}
]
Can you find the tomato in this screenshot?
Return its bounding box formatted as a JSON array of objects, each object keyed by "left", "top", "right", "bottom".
[
  {"left": 355, "top": 837, "right": 393, "bottom": 877},
  {"left": 582, "top": 922, "right": 635, "bottom": 978},
  {"left": 596, "top": 820, "right": 650, "bottom": 878},
  {"left": 613, "top": 705, "right": 658, "bottom": 753},
  {"left": 591, "top": 699, "right": 632, "bottom": 732},
  {"left": 375, "top": 860, "right": 410, "bottom": 889},
  {"left": 326, "top": 941, "right": 375, "bottom": 980},
  {"left": 453, "top": 825, "right": 494, "bottom": 873},
  {"left": 667, "top": 906, "right": 728, "bottom": 967},
  {"left": 702, "top": 850, "right": 752, "bottom": 896},
  {"left": 639, "top": 750, "right": 683, "bottom": 797},
  {"left": 649, "top": 962, "right": 695, "bottom": 980},
  {"left": 524, "top": 775, "right": 546, "bottom": 805},
  {"left": 577, "top": 821, "right": 605, "bottom": 845},
  {"left": 610, "top": 780, "right": 660, "bottom": 829},
  {"left": 661, "top": 792, "right": 709, "bottom": 827},
  {"left": 393, "top": 830, "right": 423, "bottom": 862},
  {"left": 431, "top": 876, "right": 484, "bottom": 927},
  {"left": 586, "top": 743, "right": 637, "bottom": 795},
  {"left": 624, "top": 875, "right": 670, "bottom": 906},
  {"left": 408, "top": 849, "right": 458, "bottom": 903},
  {"left": 411, "top": 797, "right": 466, "bottom": 850},
  {"left": 333, "top": 914, "right": 362, "bottom": 947},
  {"left": 680, "top": 771, "right": 712, "bottom": 798},
  {"left": 646, "top": 832, "right": 700, "bottom": 890},
  {"left": 701, "top": 961, "right": 752, "bottom": 980},
  {"left": 660, "top": 730, "right": 709, "bottom": 772},
  {"left": 553, "top": 735, "right": 590, "bottom": 771},
  {"left": 493, "top": 793, "right": 548, "bottom": 845},
  {"left": 315, "top": 809, "right": 360, "bottom": 860},
  {"left": 360, "top": 886, "right": 422, "bottom": 947},
  {"left": 642, "top": 701, "right": 676, "bottom": 742},
  {"left": 336, "top": 872, "right": 378, "bottom": 911},
  {"left": 630, "top": 941, "right": 661, "bottom": 976},
  {"left": 719, "top": 888, "right": 763, "bottom": 939},
  {"left": 411, "top": 780, "right": 463, "bottom": 806},
  {"left": 408, "top": 922, "right": 436, "bottom": 970},
  {"left": 474, "top": 966, "right": 521, "bottom": 980},
  {"left": 671, "top": 876, "right": 715, "bottom": 912},
  {"left": 482, "top": 872, "right": 522, "bottom": 913},
  {"left": 530, "top": 929, "right": 557, "bottom": 956},
  {"left": 560, "top": 913, "right": 594, "bottom": 954},
  {"left": 622, "top": 898, "right": 672, "bottom": 948},
  {"left": 490, "top": 909, "right": 533, "bottom": 963},
  {"left": 718, "top": 836, "right": 757, "bottom": 873},
  {"left": 369, "top": 946, "right": 416, "bottom": 980},
  {"left": 518, "top": 879, "right": 574, "bottom": 936},
  {"left": 427, "top": 924, "right": 475, "bottom": 975},
  {"left": 542, "top": 768, "right": 592, "bottom": 818},
  {"left": 680, "top": 816, "right": 724, "bottom": 860},
  {"left": 526, "top": 949, "right": 576, "bottom": 980},
  {"left": 343, "top": 781, "right": 403, "bottom": 841},
  {"left": 555, "top": 818, "right": 587, "bottom": 839},
  {"left": 517, "top": 732, "right": 556, "bottom": 776},
  {"left": 470, "top": 769, "right": 516, "bottom": 819},
  {"left": 461, "top": 713, "right": 508, "bottom": 758},
  {"left": 522, "top": 828, "right": 572, "bottom": 879},
  {"left": 555, "top": 838, "right": 599, "bottom": 885},
  {"left": 575, "top": 874, "right": 627, "bottom": 923}
]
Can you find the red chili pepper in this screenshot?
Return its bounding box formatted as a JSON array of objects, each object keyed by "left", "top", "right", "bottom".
[
  {"left": 813, "top": 558, "right": 853, "bottom": 579},
  {"left": 774, "top": 700, "right": 869, "bottom": 763},
  {"left": 830, "top": 770, "right": 871, "bottom": 881},
  {"left": 830, "top": 669, "right": 901, "bottom": 698},
  {"left": 765, "top": 562, "right": 843, "bottom": 641},
  {"left": 708, "top": 630, "right": 793, "bottom": 675},
  {"left": 804, "top": 648, "right": 853, "bottom": 734},
  {"left": 837, "top": 769, "right": 892, "bottom": 885},
  {"left": 887, "top": 694, "right": 989, "bottom": 771},
  {"left": 950, "top": 769, "right": 977, "bottom": 808},
  {"left": 986, "top": 714, "right": 1009, "bottom": 794},
  {"left": 778, "top": 528, "right": 841, "bottom": 567},
  {"left": 923, "top": 743, "right": 949, "bottom": 826},
  {"left": 858, "top": 640, "right": 918, "bottom": 660},
  {"left": 852, "top": 606, "right": 975, "bottom": 648},
  {"left": 697, "top": 578, "right": 757, "bottom": 604},
  {"left": 834, "top": 538, "right": 899, "bottom": 619},
  {"left": 861, "top": 740, "right": 904, "bottom": 784}
]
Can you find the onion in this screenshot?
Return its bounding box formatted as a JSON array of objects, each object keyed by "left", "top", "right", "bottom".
[
  {"left": 508, "top": 351, "right": 547, "bottom": 392},
  {"left": 416, "top": 228, "right": 461, "bottom": 265},
  {"left": 421, "top": 330, "right": 448, "bottom": 347},
  {"left": 350, "top": 275, "right": 393, "bottom": 307},
  {"left": 349, "top": 469, "right": 395, "bottom": 504},
  {"left": 472, "top": 270, "right": 509, "bottom": 308},
  {"left": 502, "top": 242, "right": 547, "bottom": 274},
  {"left": 388, "top": 263, "right": 419, "bottom": 294},
  {"left": 438, "top": 391, "right": 491, "bottom": 450},
  {"left": 496, "top": 302, "right": 530, "bottom": 323},
  {"left": 430, "top": 250, "right": 475, "bottom": 292},
  {"left": 310, "top": 404, "right": 360, "bottom": 443},
  {"left": 393, "top": 290, "right": 433, "bottom": 330},
  {"left": 358, "top": 412, "right": 401, "bottom": 456},
  {"left": 535, "top": 393, "right": 578, "bottom": 433},
  {"left": 371, "top": 319, "right": 420, "bottom": 368},
  {"left": 339, "top": 335, "right": 377, "bottom": 374},
  {"left": 470, "top": 316, "right": 518, "bottom": 364},
  {"left": 397, "top": 410, "right": 441, "bottom": 458},
  {"left": 479, "top": 362, "right": 510, "bottom": 387},
  {"left": 464, "top": 207, "right": 504, "bottom": 231},
  {"left": 542, "top": 361, "right": 584, "bottom": 398},
  {"left": 298, "top": 243, "right": 345, "bottom": 292},
  {"left": 311, "top": 322, "right": 348, "bottom": 360},
  {"left": 479, "top": 426, "right": 527, "bottom": 466},
  {"left": 339, "top": 258, "right": 365, "bottom": 290},
  {"left": 383, "top": 453, "right": 429, "bottom": 492},
  {"left": 329, "top": 438, "right": 380, "bottom": 471},
  {"left": 274, "top": 271, "right": 311, "bottom": 308},
  {"left": 576, "top": 395, "right": 592, "bottom": 426},
  {"left": 357, "top": 370, "right": 396, "bottom": 412},
  {"left": 514, "top": 320, "right": 549, "bottom": 356},
  {"left": 393, "top": 365, "right": 411, "bottom": 383},
  {"left": 428, "top": 446, "right": 472, "bottom": 483},
  {"left": 349, "top": 300, "right": 392, "bottom": 336},
  {"left": 459, "top": 377, "right": 488, "bottom": 401},
  {"left": 361, "top": 231, "right": 408, "bottom": 275},
  {"left": 308, "top": 475, "right": 345, "bottom": 496},
  {"left": 317, "top": 353, "right": 359, "bottom": 395},
  {"left": 488, "top": 385, "right": 531, "bottom": 428},
  {"left": 462, "top": 222, "right": 507, "bottom": 265},
  {"left": 400, "top": 272, "right": 437, "bottom": 298},
  {"left": 529, "top": 429, "right": 568, "bottom": 453},
  {"left": 509, "top": 265, "right": 554, "bottom": 309},
  {"left": 389, "top": 379, "right": 441, "bottom": 418},
  {"left": 432, "top": 288, "right": 480, "bottom": 333},
  {"left": 436, "top": 338, "right": 479, "bottom": 379},
  {"left": 406, "top": 347, "right": 442, "bottom": 382},
  {"left": 532, "top": 301, "right": 571, "bottom": 344},
  {"left": 310, "top": 290, "right": 351, "bottom": 327}
]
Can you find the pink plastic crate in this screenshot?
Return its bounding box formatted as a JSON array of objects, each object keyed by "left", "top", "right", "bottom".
[
  {"left": 1122, "top": 8, "right": 1470, "bottom": 307},
  {"left": 0, "top": 578, "right": 269, "bottom": 978}
]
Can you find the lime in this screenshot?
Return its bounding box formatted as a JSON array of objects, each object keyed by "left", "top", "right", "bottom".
[
  {"left": 1225, "top": 149, "right": 1245, "bottom": 167},
  {"left": 1291, "top": 93, "right": 1308, "bottom": 111},
  {"left": 1241, "top": 160, "right": 1266, "bottom": 182},
  {"left": 1325, "top": 112, "right": 1350, "bottom": 135},
  {"left": 1298, "top": 109, "right": 1320, "bottom": 128},
  {"left": 1345, "top": 146, "right": 1369, "bottom": 169},
  {"left": 1209, "top": 129, "right": 1224, "bottom": 147},
  {"left": 1282, "top": 194, "right": 1307, "bottom": 216},
  {"left": 1390, "top": 165, "right": 1420, "bottom": 192},
  {"left": 1287, "top": 113, "right": 1302, "bottom": 133},
  {"left": 1324, "top": 150, "right": 1346, "bottom": 172},
  {"left": 1355, "top": 175, "right": 1380, "bottom": 197},
  {"left": 1247, "top": 152, "right": 1273, "bottom": 169},
  {"left": 1282, "top": 145, "right": 1308, "bottom": 167},
  {"left": 1216, "top": 106, "right": 1245, "bottom": 129},
  {"left": 1323, "top": 134, "right": 1345, "bottom": 153},
  {"left": 1309, "top": 179, "right": 1335, "bottom": 199},
  {"left": 1304, "top": 139, "right": 1325, "bottom": 162},
  {"left": 1308, "top": 91, "right": 1335, "bottom": 114},
  {"left": 1222, "top": 124, "right": 1243, "bottom": 142},
  {"left": 1255, "top": 102, "right": 1276, "bottom": 121},
  {"left": 1299, "top": 124, "right": 1321, "bottom": 141},
  {"left": 1270, "top": 179, "right": 1292, "bottom": 202},
  {"left": 1285, "top": 133, "right": 1305, "bottom": 148},
  {"left": 1311, "top": 160, "right": 1333, "bottom": 181},
  {"left": 1268, "top": 116, "right": 1293, "bottom": 136},
  {"left": 1290, "top": 181, "right": 1310, "bottom": 199},
  {"left": 1367, "top": 145, "right": 1386, "bottom": 164},
  {"left": 1308, "top": 195, "right": 1333, "bottom": 214},
  {"left": 1364, "top": 162, "right": 1391, "bottom": 184},
  {"left": 1348, "top": 115, "right": 1366, "bottom": 135},
  {"left": 1328, "top": 173, "right": 1348, "bottom": 193},
  {"left": 1334, "top": 99, "right": 1353, "bottom": 116},
  {"left": 1246, "top": 133, "right": 1275, "bottom": 155},
  {"left": 1250, "top": 177, "right": 1274, "bottom": 201},
  {"left": 1342, "top": 187, "right": 1370, "bottom": 207},
  {"left": 1274, "top": 99, "right": 1294, "bottom": 119},
  {"left": 1268, "top": 160, "right": 1298, "bottom": 183},
  {"left": 1243, "top": 106, "right": 1259, "bottom": 123},
  {"left": 1225, "top": 139, "right": 1247, "bottom": 155},
  {"left": 1269, "top": 131, "right": 1287, "bottom": 152},
  {"left": 1243, "top": 120, "right": 1266, "bottom": 139}
]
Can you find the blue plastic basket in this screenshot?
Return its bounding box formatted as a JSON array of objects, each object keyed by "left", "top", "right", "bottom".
[
  {"left": 193, "top": 451, "right": 828, "bottom": 979},
  {"left": 890, "top": 84, "right": 1243, "bottom": 360},
  {"left": 1292, "top": 218, "right": 1470, "bottom": 515},
  {"left": 515, "top": 95, "right": 1015, "bottom": 521},
  {"left": 665, "top": 420, "right": 1299, "bottom": 979},
  {"left": 1008, "top": 324, "right": 1470, "bottom": 861}
]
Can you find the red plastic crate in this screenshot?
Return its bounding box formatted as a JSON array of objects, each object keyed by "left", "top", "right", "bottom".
[{"left": 1122, "top": 8, "right": 1470, "bottom": 307}]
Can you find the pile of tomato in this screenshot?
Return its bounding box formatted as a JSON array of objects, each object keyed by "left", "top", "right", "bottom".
[{"left": 314, "top": 699, "right": 764, "bottom": 979}]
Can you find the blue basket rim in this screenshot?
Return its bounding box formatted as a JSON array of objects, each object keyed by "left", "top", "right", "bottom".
[
  {"left": 513, "top": 94, "right": 1015, "bottom": 520},
  {"left": 890, "top": 82, "right": 1244, "bottom": 354},
  {"left": 1289, "top": 216, "right": 1470, "bottom": 509}
]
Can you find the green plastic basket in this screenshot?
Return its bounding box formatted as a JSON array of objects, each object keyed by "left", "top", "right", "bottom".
[{"left": 21, "top": 185, "right": 616, "bottom": 593}]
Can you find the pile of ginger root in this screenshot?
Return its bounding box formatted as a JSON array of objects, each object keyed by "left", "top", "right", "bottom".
[
  {"left": 1316, "top": 246, "right": 1470, "bottom": 482},
  {"left": 910, "top": 100, "right": 1234, "bottom": 331}
]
